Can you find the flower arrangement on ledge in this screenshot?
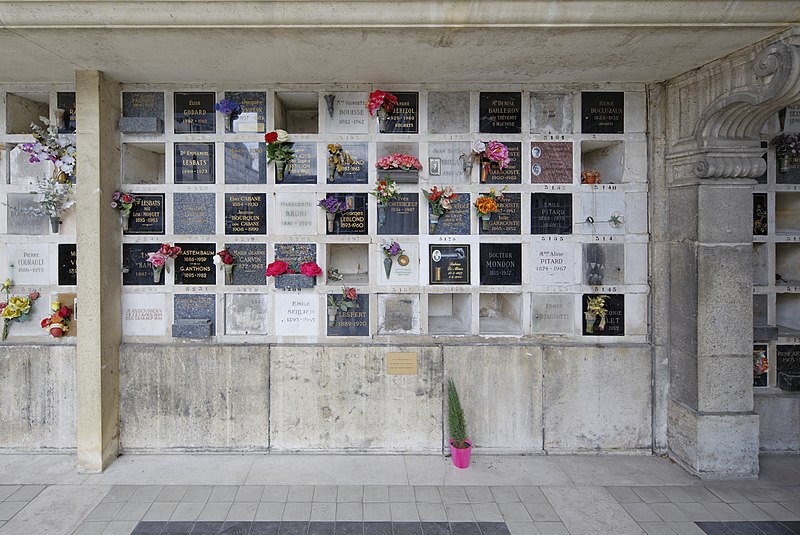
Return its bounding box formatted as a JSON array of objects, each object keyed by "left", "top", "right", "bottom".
[
  {"left": 327, "top": 286, "right": 359, "bottom": 327},
  {"left": 474, "top": 186, "right": 508, "bottom": 230},
  {"left": 370, "top": 178, "right": 400, "bottom": 227},
  {"left": 772, "top": 132, "right": 800, "bottom": 171},
  {"left": 375, "top": 153, "right": 422, "bottom": 182},
  {"left": 146, "top": 243, "right": 181, "bottom": 283},
  {"left": 41, "top": 301, "right": 71, "bottom": 338},
  {"left": 0, "top": 279, "right": 39, "bottom": 341},
  {"left": 266, "top": 260, "right": 322, "bottom": 289},
  {"left": 112, "top": 191, "right": 137, "bottom": 231},
  {"left": 423, "top": 186, "right": 458, "bottom": 233},
  {"left": 584, "top": 295, "right": 609, "bottom": 334},
  {"left": 216, "top": 99, "right": 242, "bottom": 132},
  {"left": 581, "top": 169, "right": 601, "bottom": 184},
  {"left": 462, "top": 140, "right": 510, "bottom": 182},
  {"left": 265, "top": 129, "right": 294, "bottom": 181},
  {"left": 327, "top": 144, "right": 356, "bottom": 182},
  {"left": 381, "top": 239, "right": 404, "bottom": 278},
  {"left": 214, "top": 248, "right": 236, "bottom": 284},
  {"left": 318, "top": 195, "right": 348, "bottom": 232}
]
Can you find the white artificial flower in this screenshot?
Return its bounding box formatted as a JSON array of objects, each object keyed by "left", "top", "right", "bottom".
[
  {"left": 471, "top": 140, "right": 486, "bottom": 154},
  {"left": 275, "top": 129, "right": 290, "bottom": 142}
]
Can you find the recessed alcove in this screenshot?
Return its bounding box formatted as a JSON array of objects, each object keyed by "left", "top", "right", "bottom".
[
  {"left": 479, "top": 293, "right": 523, "bottom": 335},
  {"left": 776, "top": 243, "right": 800, "bottom": 285},
  {"left": 753, "top": 294, "right": 768, "bottom": 327},
  {"left": 580, "top": 140, "right": 625, "bottom": 184},
  {"left": 5, "top": 93, "right": 49, "bottom": 135},
  {"left": 428, "top": 293, "right": 471, "bottom": 335},
  {"left": 326, "top": 243, "right": 368, "bottom": 285},
  {"left": 753, "top": 243, "right": 769, "bottom": 286},
  {"left": 776, "top": 293, "right": 800, "bottom": 336},
  {"left": 123, "top": 143, "right": 165, "bottom": 184},
  {"left": 274, "top": 92, "right": 319, "bottom": 133},
  {"left": 775, "top": 193, "right": 800, "bottom": 234}
]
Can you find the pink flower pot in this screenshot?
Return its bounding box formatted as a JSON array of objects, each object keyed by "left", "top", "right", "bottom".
[
  {"left": 449, "top": 439, "right": 472, "bottom": 469},
  {"left": 49, "top": 324, "right": 64, "bottom": 338}
]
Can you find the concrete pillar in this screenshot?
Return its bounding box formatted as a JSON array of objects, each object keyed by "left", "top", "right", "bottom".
[{"left": 75, "top": 71, "right": 122, "bottom": 472}]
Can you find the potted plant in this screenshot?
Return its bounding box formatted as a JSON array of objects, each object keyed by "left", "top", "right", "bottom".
[
  {"left": 366, "top": 90, "right": 398, "bottom": 132},
  {"left": 266, "top": 259, "right": 322, "bottom": 289},
  {"left": 369, "top": 178, "right": 400, "bottom": 227},
  {"left": 327, "top": 144, "right": 357, "bottom": 182},
  {"left": 111, "top": 191, "right": 137, "bottom": 232},
  {"left": 0, "top": 279, "right": 39, "bottom": 341},
  {"left": 318, "top": 195, "right": 348, "bottom": 233},
  {"left": 214, "top": 248, "right": 236, "bottom": 284},
  {"left": 584, "top": 294, "right": 609, "bottom": 334},
  {"left": 375, "top": 153, "right": 423, "bottom": 183},
  {"left": 41, "top": 301, "right": 71, "bottom": 338},
  {"left": 381, "top": 239, "right": 403, "bottom": 278},
  {"left": 581, "top": 169, "right": 601, "bottom": 184},
  {"left": 447, "top": 378, "right": 471, "bottom": 469},
  {"left": 423, "top": 186, "right": 458, "bottom": 233},
  {"left": 215, "top": 98, "right": 242, "bottom": 133},
  {"left": 327, "top": 286, "right": 358, "bottom": 327},
  {"left": 772, "top": 132, "right": 800, "bottom": 172},
  {"left": 474, "top": 186, "right": 508, "bottom": 231},
  {"left": 265, "top": 129, "right": 294, "bottom": 181},
  {"left": 146, "top": 243, "right": 181, "bottom": 283}
]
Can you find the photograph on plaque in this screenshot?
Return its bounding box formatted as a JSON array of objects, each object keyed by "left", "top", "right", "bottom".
[
  {"left": 328, "top": 193, "right": 368, "bottom": 235},
  {"left": 582, "top": 293, "right": 624, "bottom": 336},
  {"left": 225, "top": 294, "right": 269, "bottom": 335},
  {"left": 174, "top": 243, "right": 216, "bottom": 285},
  {"left": 382, "top": 92, "right": 419, "bottom": 134},
  {"left": 429, "top": 245, "right": 470, "bottom": 285},
  {"left": 430, "top": 193, "right": 470, "bottom": 235},
  {"left": 480, "top": 193, "right": 521, "bottom": 235},
  {"left": 225, "top": 143, "right": 266, "bottom": 184},
  {"left": 174, "top": 294, "right": 216, "bottom": 336},
  {"left": 753, "top": 193, "right": 768, "bottom": 235},
  {"left": 173, "top": 193, "right": 216, "bottom": 235},
  {"left": 581, "top": 91, "right": 624, "bottom": 134},
  {"left": 479, "top": 92, "right": 522, "bottom": 133},
  {"left": 481, "top": 142, "right": 522, "bottom": 184},
  {"left": 174, "top": 92, "right": 215, "bottom": 134},
  {"left": 531, "top": 142, "right": 573, "bottom": 184},
  {"left": 479, "top": 243, "right": 522, "bottom": 285},
  {"left": 224, "top": 91, "right": 266, "bottom": 133},
  {"left": 56, "top": 92, "right": 76, "bottom": 133},
  {"left": 427, "top": 142, "right": 471, "bottom": 184},
  {"left": 123, "top": 92, "right": 164, "bottom": 120},
  {"left": 279, "top": 142, "right": 317, "bottom": 184},
  {"left": 753, "top": 344, "right": 768, "bottom": 388},
  {"left": 122, "top": 243, "right": 165, "bottom": 286},
  {"left": 327, "top": 293, "right": 370, "bottom": 337},
  {"left": 225, "top": 193, "right": 267, "bottom": 235},
  {"left": 126, "top": 193, "right": 165, "bottom": 235},
  {"left": 58, "top": 243, "right": 77, "bottom": 286},
  {"left": 777, "top": 345, "right": 800, "bottom": 391},
  {"left": 583, "top": 243, "right": 624, "bottom": 286},
  {"left": 531, "top": 193, "right": 572, "bottom": 235},
  {"left": 225, "top": 243, "right": 267, "bottom": 286},
  {"left": 327, "top": 143, "right": 368, "bottom": 184},
  {"left": 378, "top": 193, "right": 419, "bottom": 235},
  {"left": 174, "top": 143, "right": 215, "bottom": 184}
]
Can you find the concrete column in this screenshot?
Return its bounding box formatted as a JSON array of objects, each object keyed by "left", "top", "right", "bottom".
[{"left": 75, "top": 71, "right": 122, "bottom": 472}]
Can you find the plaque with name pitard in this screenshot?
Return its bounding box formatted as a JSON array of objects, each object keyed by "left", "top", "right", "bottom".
[
  {"left": 225, "top": 143, "right": 266, "bottom": 184},
  {"left": 582, "top": 293, "right": 624, "bottom": 336},
  {"left": 479, "top": 92, "right": 522, "bottom": 134},
  {"left": 224, "top": 91, "right": 266, "bottom": 133},
  {"left": 430, "top": 245, "right": 470, "bottom": 285},
  {"left": 581, "top": 92, "right": 624, "bottom": 134},
  {"left": 174, "top": 243, "right": 216, "bottom": 285},
  {"left": 480, "top": 193, "right": 521, "bottom": 235},
  {"left": 327, "top": 293, "right": 370, "bottom": 337},
  {"left": 531, "top": 142, "right": 573, "bottom": 184},
  {"left": 225, "top": 193, "right": 266, "bottom": 235},
  {"left": 480, "top": 243, "right": 522, "bottom": 285},
  {"left": 174, "top": 92, "right": 215, "bottom": 134},
  {"left": 481, "top": 142, "right": 522, "bottom": 184},
  {"left": 122, "top": 243, "right": 165, "bottom": 286},
  {"left": 126, "top": 193, "right": 165, "bottom": 235},
  {"left": 777, "top": 345, "right": 800, "bottom": 391},
  {"left": 57, "top": 92, "right": 76, "bottom": 133},
  {"left": 58, "top": 243, "right": 77, "bottom": 286},
  {"left": 378, "top": 193, "right": 419, "bottom": 235},
  {"left": 532, "top": 193, "right": 572, "bottom": 235},
  {"left": 753, "top": 193, "right": 768, "bottom": 236},
  {"left": 327, "top": 143, "right": 368, "bottom": 184},
  {"left": 430, "top": 193, "right": 470, "bottom": 235},
  {"left": 123, "top": 92, "right": 165, "bottom": 119},
  {"left": 383, "top": 92, "right": 419, "bottom": 134},
  {"left": 280, "top": 142, "right": 317, "bottom": 184},
  {"left": 329, "top": 193, "right": 368, "bottom": 235},
  {"left": 174, "top": 143, "right": 215, "bottom": 184},
  {"left": 226, "top": 243, "right": 266, "bottom": 286}
]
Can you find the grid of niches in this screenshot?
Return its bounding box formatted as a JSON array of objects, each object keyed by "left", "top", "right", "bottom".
[{"left": 118, "top": 84, "right": 649, "bottom": 343}]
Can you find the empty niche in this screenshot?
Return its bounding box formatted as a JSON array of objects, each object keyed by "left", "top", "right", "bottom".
[
  {"left": 274, "top": 92, "right": 319, "bottom": 134},
  {"left": 580, "top": 140, "right": 625, "bottom": 184},
  {"left": 427, "top": 92, "right": 470, "bottom": 134},
  {"left": 753, "top": 294, "right": 768, "bottom": 327},
  {"left": 326, "top": 243, "right": 368, "bottom": 285},
  {"left": 6, "top": 93, "right": 49, "bottom": 135},
  {"left": 776, "top": 244, "right": 800, "bottom": 286},
  {"left": 123, "top": 143, "right": 165, "bottom": 184},
  {"left": 775, "top": 193, "right": 800, "bottom": 234},
  {"left": 777, "top": 294, "right": 800, "bottom": 336},
  {"left": 428, "top": 293, "right": 471, "bottom": 335},
  {"left": 378, "top": 294, "right": 421, "bottom": 334},
  {"left": 753, "top": 243, "right": 770, "bottom": 286},
  {"left": 479, "top": 293, "right": 522, "bottom": 335}
]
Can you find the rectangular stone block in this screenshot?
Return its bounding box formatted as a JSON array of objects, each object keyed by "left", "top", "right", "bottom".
[
  {"left": 118, "top": 117, "right": 163, "bottom": 134},
  {"left": 697, "top": 355, "right": 753, "bottom": 413},
  {"left": 171, "top": 319, "right": 212, "bottom": 339},
  {"left": 754, "top": 393, "right": 800, "bottom": 452}
]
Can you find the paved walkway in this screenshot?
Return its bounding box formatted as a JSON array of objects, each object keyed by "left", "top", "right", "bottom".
[{"left": 0, "top": 454, "right": 798, "bottom": 534}]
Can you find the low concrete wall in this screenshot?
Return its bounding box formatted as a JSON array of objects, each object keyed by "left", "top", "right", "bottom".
[{"left": 754, "top": 390, "right": 800, "bottom": 453}]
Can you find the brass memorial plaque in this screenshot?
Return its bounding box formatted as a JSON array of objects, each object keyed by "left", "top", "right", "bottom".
[{"left": 387, "top": 352, "right": 418, "bottom": 375}]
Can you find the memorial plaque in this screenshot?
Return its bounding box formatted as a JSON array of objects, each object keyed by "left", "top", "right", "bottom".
[
  {"left": 174, "top": 92, "right": 215, "bottom": 134},
  {"left": 481, "top": 142, "right": 522, "bottom": 184},
  {"left": 479, "top": 92, "right": 522, "bottom": 134},
  {"left": 379, "top": 245, "right": 418, "bottom": 285},
  {"left": 428, "top": 142, "right": 471, "bottom": 184},
  {"left": 532, "top": 294, "right": 574, "bottom": 335},
  {"left": 57, "top": 92, "right": 76, "bottom": 133},
  {"left": 274, "top": 193, "right": 317, "bottom": 235},
  {"left": 581, "top": 91, "right": 624, "bottom": 134},
  {"left": 383, "top": 92, "right": 418, "bottom": 134},
  {"left": 225, "top": 143, "right": 266, "bottom": 184},
  {"left": 58, "top": 243, "right": 77, "bottom": 286},
  {"left": 327, "top": 293, "right": 369, "bottom": 337},
  {"left": 122, "top": 243, "right": 165, "bottom": 286},
  {"left": 274, "top": 293, "right": 319, "bottom": 336},
  {"left": 583, "top": 243, "right": 624, "bottom": 286},
  {"left": 10, "top": 144, "right": 52, "bottom": 184},
  {"left": 7, "top": 243, "right": 49, "bottom": 285},
  {"left": 224, "top": 91, "right": 266, "bottom": 133},
  {"left": 280, "top": 142, "right": 317, "bottom": 184},
  {"left": 378, "top": 294, "right": 421, "bottom": 334},
  {"left": 225, "top": 293, "right": 269, "bottom": 335},
  {"left": 753, "top": 344, "right": 768, "bottom": 388},
  {"left": 777, "top": 155, "right": 800, "bottom": 184},
  {"left": 274, "top": 243, "right": 316, "bottom": 271},
  {"left": 428, "top": 92, "right": 470, "bottom": 134},
  {"left": 753, "top": 193, "right": 768, "bottom": 235},
  {"left": 174, "top": 193, "right": 216, "bottom": 235},
  {"left": 480, "top": 193, "right": 521, "bottom": 235},
  {"left": 123, "top": 91, "right": 165, "bottom": 119},
  {"left": 378, "top": 193, "right": 419, "bottom": 235},
  {"left": 479, "top": 243, "right": 522, "bottom": 285},
  {"left": 531, "top": 142, "right": 573, "bottom": 184},
  {"left": 326, "top": 92, "right": 369, "bottom": 134},
  {"left": 531, "top": 241, "right": 574, "bottom": 286},
  {"left": 580, "top": 192, "right": 625, "bottom": 235},
  {"left": 174, "top": 243, "right": 216, "bottom": 285},
  {"left": 126, "top": 193, "right": 165, "bottom": 235},
  {"left": 122, "top": 293, "right": 166, "bottom": 336},
  {"left": 326, "top": 142, "right": 368, "bottom": 184},
  {"left": 225, "top": 193, "right": 266, "bottom": 235},
  {"left": 6, "top": 193, "right": 49, "bottom": 235},
  {"left": 582, "top": 293, "right": 624, "bottom": 336},
  {"left": 174, "top": 143, "right": 215, "bottom": 184},
  {"left": 329, "top": 193, "right": 368, "bottom": 235},
  {"left": 430, "top": 193, "right": 470, "bottom": 235},
  {"left": 226, "top": 243, "right": 266, "bottom": 286},
  {"left": 174, "top": 294, "right": 215, "bottom": 336},
  {"left": 532, "top": 193, "right": 572, "bottom": 235},
  {"left": 429, "top": 244, "right": 470, "bottom": 285},
  {"left": 386, "top": 352, "right": 418, "bottom": 375},
  {"left": 531, "top": 93, "right": 573, "bottom": 134},
  {"left": 777, "top": 345, "right": 800, "bottom": 391}
]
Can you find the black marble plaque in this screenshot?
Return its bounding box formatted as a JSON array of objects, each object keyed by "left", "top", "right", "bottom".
[
  {"left": 479, "top": 243, "right": 522, "bottom": 285},
  {"left": 429, "top": 245, "right": 470, "bottom": 285},
  {"left": 327, "top": 143, "right": 368, "bottom": 184},
  {"left": 481, "top": 142, "right": 522, "bottom": 184},
  {"left": 532, "top": 193, "right": 572, "bottom": 235},
  {"left": 174, "top": 294, "right": 216, "bottom": 336},
  {"left": 225, "top": 143, "right": 266, "bottom": 184},
  {"left": 777, "top": 345, "right": 800, "bottom": 390},
  {"left": 174, "top": 243, "right": 216, "bottom": 285},
  {"left": 57, "top": 92, "right": 76, "bottom": 133},
  {"left": 582, "top": 293, "right": 624, "bottom": 336},
  {"left": 754, "top": 344, "right": 768, "bottom": 388},
  {"left": 430, "top": 193, "right": 470, "bottom": 235},
  {"left": 378, "top": 193, "right": 419, "bottom": 235},
  {"left": 224, "top": 91, "right": 266, "bottom": 133},
  {"left": 327, "top": 293, "right": 370, "bottom": 336},
  {"left": 122, "top": 92, "right": 165, "bottom": 119},
  {"left": 225, "top": 193, "right": 267, "bottom": 235},
  {"left": 58, "top": 243, "right": 77, "bottom": 286},
  {"left": 383, "top": 92, "right": 419, "bottom": 134},
  {"left": 122, "top": 243, "right": 165, "bottom": 286},
  {"left": 753, "top": 193, "right": 768, "bottom": 236},
  {"left": 531, "top": 142, "right": 573, "bottom": 184},
  {"left": 480, "top": 193, "right": 521, "bottom": 235},
  {"left": 225, "top": 243, "right": 267, "bottom": 286},
  {"left": 126, "top": 193, "right": 165, "bottom": 235},
  {"left": 174, "top": 92, "right": 215, "bottom": 134},
  {"left": 479, "top": 92, "right": 522, "bottom": 134},
  {"left": 581, "top": 92, "right": 624, "bottom": 134},
  {"left": 174, "top": 143, "right": 215, "bottom": 184},
  {"left": 280, "top": 142, "right": 317, "bottom": 184},
  {"left": 777, "top": 156, "right": 800, "bottom": 184},
  {"left": 275, "top": 243, "right": 316, "bottom": 269},
  {"left": 329, "top": 193, "right": 368, "bottom": 235}
]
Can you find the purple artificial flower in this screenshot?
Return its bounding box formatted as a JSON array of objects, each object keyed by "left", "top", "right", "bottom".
[
  {"left": 215, "top": 99, "right": 242, "bottom": 116},
  {"left": 112, "top": 191, "right": 121, "bottom": 201},
  {"left": 318, "top": 196, "right": 345, "bottom": 214},
  {"left": 389, "top": 242, "right": 402, "bottom": 255}
]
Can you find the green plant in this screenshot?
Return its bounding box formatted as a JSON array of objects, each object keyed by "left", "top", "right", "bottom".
[{"left": 447, "top": 378, "right": 468, "bottom": 449}]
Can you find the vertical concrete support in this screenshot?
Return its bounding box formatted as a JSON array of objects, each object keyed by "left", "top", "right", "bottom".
[{"left": 75, "top": 71, "right": 122, "bottom": 472}]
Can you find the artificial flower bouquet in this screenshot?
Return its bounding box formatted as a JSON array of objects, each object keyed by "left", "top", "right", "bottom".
[
  {"left": 0, "top": 279, "right": 39, "bottom": 340},
  {"left": 41, "top": 301, "right": 71, "bottom": 338},
  {"left": 146, "top": 243, "right": 181, "bottom": 283},
  {"left": 214, "top": 248, "right": 236, "bottom": 284}
]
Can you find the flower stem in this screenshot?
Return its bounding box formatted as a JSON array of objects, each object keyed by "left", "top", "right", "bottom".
[{"left": 2, "top": 319, "right": 9, "bottom": 341}]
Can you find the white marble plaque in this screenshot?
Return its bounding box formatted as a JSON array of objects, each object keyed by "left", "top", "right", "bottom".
[
  {"left": 428, "top": 142, "right": 471, "bottom": 184},
  {"left": 379, "top": 246, "right": 419, "bottom": 285},
  {"left": 225, "top": 293, "right": 269, "bottom": 335},
  {"left": 580, "top": 192, "right": 626, "bottom": 235},
  {"left": 274, "top": 293, "right": 318, "bottom": 336},
  {"left": 274, "top": 193, "right": 317, "bottom": 235},
  {"left": 9, "top": 145, "right": 53, "bottom": 185},
  {"left": 7, "top": 243, "right": 50, "bottom": 285},
  {"left": 532, "top": 294, "right": 574, "bottom": 335},
  {"left": 122, "top": 293, "right": 167, "bottom": 336},
  {"left": 530, "top": 241, "right": 574, "bottom": 286},
  {"left": 325, "top": 91, "right": 369, "bottom": 134},
  {"left": 6, "top": 193, "right": 49, "bottom": 235},
  {"left": 531, "top": 93, "right": 573, "bottom": 134}
]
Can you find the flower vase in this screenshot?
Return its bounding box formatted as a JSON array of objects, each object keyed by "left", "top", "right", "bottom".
[
  {"left": 120, "top": 210, "right": 131, "bottom": 232},
  {"left": 153, "top": 266, "right": 163, "bottom": 283},
  {"left": 378, "top": 204, "right": 387, "bottom": 227},
  {"left": 449, "top": 439, "right": 472, "bottom": 469},
  {"left": 377, "top": 107, "right": 389, "bottom": 132},
  {"left": 584, "top": 312, "right": 596, "bottom": 334},
  {"left": 383, "top": 257, "right": 393, "bottom": 278},
  {"left": 780, "top": 156, "right": 790, "bottom": 173},
  {"left": 481, "top": 160, "right": 491, "bottom": 183},
  {"left": 49, "top": 323, "right": 65, "bottom": 338},
  {"left": 50, "top": 216, "right": 60, "bottom": 233},
  {"left": 225, "top": 114, "right": 235, "bottom": 133},
  {"left": 480, "top": 214, "right": 491, "bottom": 231},
  {"left": 275, "top": 160, "right": 287, "bottom": 182},
  {"left": 429, "top": 213, "right": 440, "bottom": 234},
  {"left": 459, "top": 154, "right": 473, "bottom": 179},
  {"left": 326, "top": 212, "right": 336, "bottom": 233},
  {"left": 223, "top": 264, "right": 234, "bottom": 285},
  {"left": 327, "top": 305, "right": 338, "bottom": 327}
]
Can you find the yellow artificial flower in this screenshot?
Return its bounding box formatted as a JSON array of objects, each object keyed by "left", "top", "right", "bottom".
[
  {"left": 51, "top": 301, "right": 61, "bottom": 312},
  {"left": 1, "top": 279, "right": 11, "bottom": 291},
  {"left": 1, "top": 305, "right": 21, "bottom": 319},
  {"left": 8, "top": 296, "right": 31, "bottom": 315}
]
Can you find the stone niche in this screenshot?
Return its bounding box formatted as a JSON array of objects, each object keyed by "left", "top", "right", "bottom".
[
  {"left": 428, "top": 293, "right": 471, "bottom": 335},
  {"left": 5, "top": 92, "right": 48, "bottom": 135},
  {"left": 123, "top": 143, "right": 165, "bottom": 184},
  {"left": 581, "top": 140, "right": 625, "bottom": 184},
  {"left": 326, "top": 244, "right": 368, "bottom": 285},
  {"left": 274, "top": 92, "right": 318, "bottom": 134},
  {"left": 479, "top": 293, "right": 523, "bottom": 335},
  {"left": 378, "top": 294, "right": 421, "bottom": 335},
  {"left": 775, "top": 192, "right": 800, "bottom": 234}
]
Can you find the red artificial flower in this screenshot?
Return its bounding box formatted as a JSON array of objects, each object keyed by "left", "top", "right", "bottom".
[
  {"left": 59, "top": 306, "right": 70, "bottom": 318},
  {"left": 300, "top": 262, "right": 322, "bottom": 277},
  {"left": 265, "top": 260, "right": 289, "bottom": 277},
  {"left": 265, "top": 131, "right": 278, "bottom": 143},
  {"left": 29, "top": 291, "right": 39, "bottom": 301},
  {"left": 121, "top": 194, "right": 132, "bottom": 203},
  {"left": 159, "top": 243, "right": 171, "bottom": 255},
  {"left": 0, "top": 303, "right": 7, "bottom": 312},
  {"left": 40, "top": 318, "right": 49, "bottom": 328},
  {"left": 287, "top": 269, "right": 296, "bottom": 274},
  {"left": 345, "top": 287, "right": 358, "bottom": 301}
]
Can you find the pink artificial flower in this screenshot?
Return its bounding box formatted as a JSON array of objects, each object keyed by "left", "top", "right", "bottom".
[
  {"left": 485, "top": 141, "right": 510, "bottom": 169},
  {"left": 266, "top": 260, "right": 289, "bottom": 277},
  {"left": 28, "top": 291, "right": 40, "bottom": 301},
  {"left": 147, "top": 252, "right": 166, "bottom": 268},
  {"left": 345, "top": 287, "right": 358, "bottom": 301},
  {"left": 300, "top": 262, "right": 322, "bottom": 277}
]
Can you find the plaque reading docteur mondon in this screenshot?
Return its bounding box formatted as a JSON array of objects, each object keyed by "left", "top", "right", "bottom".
[
  {"left": 429, "top": 245, "right": 470, "bottom": 285},
  {"left": 479, "top": 92, "right": 522, "bottom": 134},
  {"left": 174, "top": 92, "right": 215, "bottom": 134},
  {"left": 479, "top": 243, "right": 522, "bottom": 285},
  {"left": 174, "top": 143, "right": 215, "bottom": 184},
  {"left": 126, "top": 193, "right": 165, "bottom": 235}
]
